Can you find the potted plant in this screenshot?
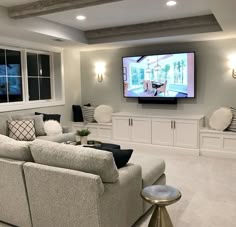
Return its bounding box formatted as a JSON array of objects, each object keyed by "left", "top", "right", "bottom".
[{"left": 76, "top": 129, "right": 91, "bottom": 144}]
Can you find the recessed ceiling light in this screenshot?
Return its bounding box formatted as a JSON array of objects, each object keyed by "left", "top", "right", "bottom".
[
  {"left": 76, "top": 15, "right": 86, "bottom": 21},
  {"left": 166, "top": 1, "right": 177, "bottom": 6}
]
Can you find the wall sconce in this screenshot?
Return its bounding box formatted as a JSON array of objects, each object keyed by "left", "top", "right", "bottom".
[
  {"left": 95, "top": 62, "right": 106, "bottom": 82},
  {"left": 229, "top": 54, "right": 236, "bottom": 79},
  {"left": 233, "top": 68, "right": 236, "bottom": 79}
]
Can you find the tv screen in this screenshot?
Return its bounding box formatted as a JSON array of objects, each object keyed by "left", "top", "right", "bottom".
[{"left": 122, "top": 52, "right": 195, "bottom": 98}]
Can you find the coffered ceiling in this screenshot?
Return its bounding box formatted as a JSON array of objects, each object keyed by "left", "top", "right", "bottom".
[{"left": 0, "top": 0, "right": 235, "bottom": 50}]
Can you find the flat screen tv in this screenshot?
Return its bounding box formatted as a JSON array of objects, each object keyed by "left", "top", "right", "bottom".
[{"left": 122, "top": 52, "right": 195, "bottom": 99}]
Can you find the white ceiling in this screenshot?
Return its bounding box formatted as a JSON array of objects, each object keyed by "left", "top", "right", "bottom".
[
  {"left": 0, "top": 0, "right": 236, "bottom": 50},
  {"left": 41, "top": 0, "right": 212, "bottom": 31}
]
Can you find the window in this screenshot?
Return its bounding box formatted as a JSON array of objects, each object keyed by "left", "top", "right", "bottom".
[
  {"left": 0, "top": 48, "right": 23, "bottom": 103},
  {"left": 27, "top": 52, "right": 52, "bottom": 101},
  {"left": 0, "top": 45, "right": 64, "bottom": 112}
]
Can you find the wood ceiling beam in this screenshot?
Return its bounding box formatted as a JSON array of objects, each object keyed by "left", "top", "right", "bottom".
[
  {"left": 85, "top": 14, "right": 222, "bottom": 44},
  {"left": 8, "top": 0, "right": 124, "bottom": 19}
]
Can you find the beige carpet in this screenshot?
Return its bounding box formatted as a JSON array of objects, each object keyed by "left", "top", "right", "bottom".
[{"left": 133, "top": 150, "right": 236, "bottom": 227}]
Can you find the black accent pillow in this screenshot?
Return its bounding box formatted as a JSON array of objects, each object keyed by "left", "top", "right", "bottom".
[
  {"left": 109, "top": 149, "right": 133, "bottom": 169},
  {"left": 72, "top": 105, "right": 84, "bottom": 122},
  {"left": 87, "top": 144, "right": 133, "bottom": 168},
  {"left": 35, "top": 112, "right": 61, "bottom": 123}
]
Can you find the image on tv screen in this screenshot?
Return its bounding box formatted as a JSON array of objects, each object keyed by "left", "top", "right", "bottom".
[{"left": 123, "top": 52, "right": 195, "bottom": 98}]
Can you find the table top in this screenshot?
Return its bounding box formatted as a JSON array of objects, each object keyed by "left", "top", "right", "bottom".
[{"left": 141, "top": 185, "right": 181, "bottom": 206}]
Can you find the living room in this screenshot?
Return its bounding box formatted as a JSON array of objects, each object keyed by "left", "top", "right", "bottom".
[{"left": 0, "top": 0, "right": 236, "bottom": 227}]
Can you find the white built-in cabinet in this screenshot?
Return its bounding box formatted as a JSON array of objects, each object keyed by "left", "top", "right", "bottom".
[
  {"left": 112, "top": 113, "right": 204, "bottom": 153},
  {"left": 112, "top": 116, "right": 151, "bottom": 143}
]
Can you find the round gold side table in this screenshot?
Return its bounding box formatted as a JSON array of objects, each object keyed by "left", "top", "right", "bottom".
[{"left": 141, "top": 185, "right": 181, "bottom": 227}]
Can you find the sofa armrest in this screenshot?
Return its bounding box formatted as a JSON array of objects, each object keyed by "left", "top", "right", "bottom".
[
  {"left": 98, "top": 163, "right": 143, "bottom": 227},
  {"left": 23, "top": 162, "right": 104, "bottom": 227},
  {"left": 62, "top": 126, "right": 70, "bottom": 133}
]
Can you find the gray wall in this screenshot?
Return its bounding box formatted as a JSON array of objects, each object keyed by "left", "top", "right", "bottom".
[
  {"left": 0, "top": 48, "right": 82, "bottom": 126},
  {"left": 80, "top": 38, "right": 236, "bottom": 120}
]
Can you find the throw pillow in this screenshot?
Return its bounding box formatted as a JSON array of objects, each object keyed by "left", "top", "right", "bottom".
[
  {"left": 94, "top": 105, "right": 113, "bottom": 123},
  {"left": 87, "top": 145, "right": 133, "bottom": 169},
  {"left": 97, "top": 148, "right": 133, "bottom": 169},
  {"left": 30, "top": 140, "right": 119, "bottom": 183},
  {"left": 44, "top": 120, "right": 63, "bottom": 136},
  {"left": 226, "top": 107, "right": 236, "bottom": 132},
  {"left": 81, "top": 105, "right": 96, "bottom": 123},
  {"left": 109, "top": 149, "right": 133, "bottom": 169},
  {"left": 0, "top": 114, "right": 12, "bottom": 136},
  {"left": 35, "top": 112, "right": 61, "bottom": 123},
  {"left": 8, "top": 120, "right": 36, "bottom": 141},
  {"left": 209, "top": 107, "right": 233, "bottom": 131},
  {"left": 0, "top": 134, "right": 33, "bottom": 161},
  {"left": 72, "top": 105, "right": 84, "bottom": 122},
  {"left": 12, "top": 114, "right": 45, "bottom": 136}
]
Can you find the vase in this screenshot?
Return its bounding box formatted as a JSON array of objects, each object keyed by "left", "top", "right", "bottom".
[
  {"left": 80, "top": 136, "right": 88, "bottom": 145},
  {"left": 75, "top": 135, "right": 80, "bottom": 142}
]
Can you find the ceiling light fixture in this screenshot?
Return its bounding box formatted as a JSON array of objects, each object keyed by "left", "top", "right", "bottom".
[
  {"left": 76, "top": 15, "right": 86, "bottom": 21},
  {"left": 166, "top": 1, "right": 177, "bottom": 6}
]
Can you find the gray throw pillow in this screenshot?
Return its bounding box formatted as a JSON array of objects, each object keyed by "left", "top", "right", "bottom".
[
  {"left": 12, "top": 115, "right": 45, "bottom": 136},
  {"left": 81, "top": 106, "right": 96, "bottom": 123},
  {"left": 0, "top": 114, "right": 12, "bottom": 136},
  {"left": 0, "top": 134, "right": 33, "bottom": 161},
  {"left": 30, "top": 140, "right": 119, "bottom": 183}
]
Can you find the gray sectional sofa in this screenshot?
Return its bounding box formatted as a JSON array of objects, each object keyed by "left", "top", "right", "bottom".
[
  {"left": 0, "top": 113, "right": 76, "bottom": 143},
  {"left": 0, "top": 134, "right": 166, "bottom": 227}
]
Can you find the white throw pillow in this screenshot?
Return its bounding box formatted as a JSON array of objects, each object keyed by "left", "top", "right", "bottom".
[
  {"left": 209, "top": 107, "right": 233, "bottom": 131},
  {"left": 44, "top": 120, "right": 62, "bottom": 136},
  {"left": 94, "top": 105, "right": 113, "bottom": 123}
]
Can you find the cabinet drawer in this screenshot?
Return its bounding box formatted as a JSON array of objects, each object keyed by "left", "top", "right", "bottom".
[{"left": 201, "top": 134, "right": 222, "bottom": 149}]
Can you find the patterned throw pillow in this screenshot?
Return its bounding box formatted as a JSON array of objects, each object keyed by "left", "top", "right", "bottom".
[
  {"left": 8, "top": 120, "right": 36, "bottom": 141},
  {"left": 81, "top": 106, "right": 96, "bottom": 123},
  {"left": 227, "top": 107, "right": 236, "bottom": 132}
]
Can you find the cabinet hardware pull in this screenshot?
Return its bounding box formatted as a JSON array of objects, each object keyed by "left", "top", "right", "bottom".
[
  {"left": 131, "top": 118, "right": 133, "bottom": 126},
  {"left": 174, "top": 121, "right": 176, "bottom": 129},
  {"left": 129, "top": 119, "right": 130, "bottom": 126}
]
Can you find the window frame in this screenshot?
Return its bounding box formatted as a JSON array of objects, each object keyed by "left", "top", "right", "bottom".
[
  {"left": 0, "top": 45, "right": 65, "bottom": 112},
  {"left": 25, "top": 49, "right": 55, "bottom": 102}
]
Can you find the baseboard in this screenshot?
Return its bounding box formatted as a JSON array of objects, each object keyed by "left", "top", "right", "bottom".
[
  {"left": 112, "top": 140, "right": 200, "bottom": 156},
  {"left": 200, "top": 149, "right": 236, "bottom": 159}
]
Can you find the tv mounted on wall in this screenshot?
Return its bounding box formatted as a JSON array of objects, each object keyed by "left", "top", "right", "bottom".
[{"left": 122, "top": 52, "right": 195, "bottom": 103}]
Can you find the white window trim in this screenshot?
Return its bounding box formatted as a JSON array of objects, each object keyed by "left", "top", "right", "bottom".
[{"left": 0, "top": 46, "right": 65, "bottom": 112}]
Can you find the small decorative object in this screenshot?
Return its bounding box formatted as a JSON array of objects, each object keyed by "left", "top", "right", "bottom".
[{"left": 76, "top": 129, "right": 91, "bottom": 145}]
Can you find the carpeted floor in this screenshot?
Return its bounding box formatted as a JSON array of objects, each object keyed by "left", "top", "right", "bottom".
[{"left": 133, "top": 150, "right": 236, "bottom": 227}]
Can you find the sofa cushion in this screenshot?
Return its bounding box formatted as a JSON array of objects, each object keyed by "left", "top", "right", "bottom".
[
  {"left": 30, "top": 140, "right": 119, "bottom": 183},
  {"left": 37, "top": 132, "right": 76, "bottom": 143},
  {"left": 8, "top": 120, "right": 36, "bottom": 141},
  {"left": 12, "top": 114, "right": 45, "bottom": 136},
  {"left": 0, "top": 134, "right": 33, "bottom": 161},
  {"left": 129, "top": 153, "right": 165, "bottom": 188},
  {"left": 0, "top": 114, "right": 12, "bottom": 136}
]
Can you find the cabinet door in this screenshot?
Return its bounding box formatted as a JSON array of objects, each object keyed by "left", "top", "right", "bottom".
[
  {"left": 152, "top": 119, "right": 174, "bottom": 146},
  {"left": 173, "top": 120, "right": 198, "bottom": 148},
  {"left": 112, "top": 117, "right": 131, "bottom": 141},
  {"left": 131, "top": 118, "right": 151, "bottom": 143}
]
